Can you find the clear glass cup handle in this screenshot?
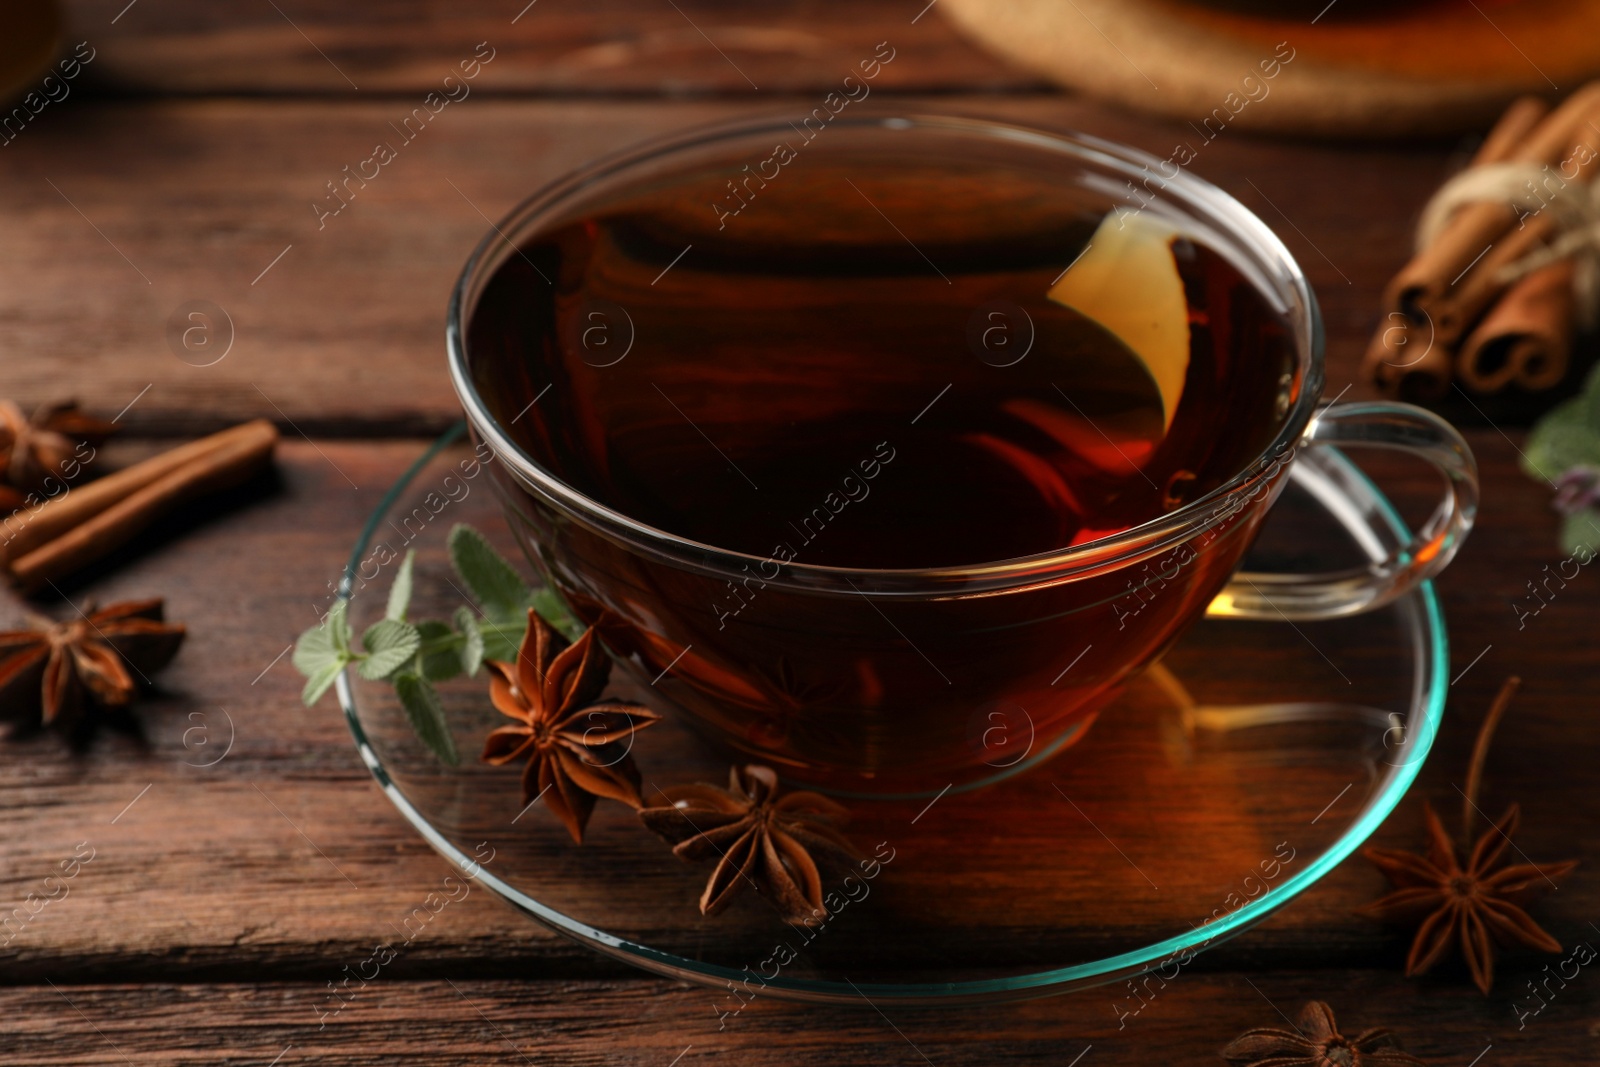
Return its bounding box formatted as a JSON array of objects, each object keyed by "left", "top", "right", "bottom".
[{"left": 1207, "top": 400, "right": 1479, "bottom": 621}]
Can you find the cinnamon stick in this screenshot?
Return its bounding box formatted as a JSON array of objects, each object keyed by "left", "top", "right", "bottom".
[
  {"left": 1365, "top": 316, "right": 1453, "bottom": 400},
  {"left": 1432, "top": 215, "right": 1555, "bottom": 347},
  {"left": 1363, "top": 96, "right": 1553, "bottom": 395},
  {"left": 1367, "top": 85, "right": 1600, "bottom": 399},
  {"left": 6, "top": 419, "right": 278, "bottom": 594},
  {"left": 0, "top": 419, "right": 274, "bottom": 564},
  {"left": 1458, "top": 259, "right": 1578, "bottom": 393},
  {"left": 1477, "top": 97, "right": 1557, "bottom": 169},
  {"left": 1385, "top": 85, "right": 1600, "bottom": 328}
]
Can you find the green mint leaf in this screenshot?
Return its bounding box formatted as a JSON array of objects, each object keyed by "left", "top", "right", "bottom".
[
  {"left": 292, "top": 618, "right": 342, "bottom": 677},
  {"left": 1524, "top": 398, "right": 1600, "bottom": 483},
  {"left": 328, "top": 598, "right": 353, "bottom": 654},
  {"left": 1561, "top": 509, "right": 1600, "bottom": 557},
  {"left": 363, "top": 617, "right": 420, "bottom": 653},
  {"left": 1581, "top": 361, "right": 1600, "bottom": 422},
  {"left": 448, "top": 524, "right": 531, "bottom": 623},
  {"left": 416, "top": 619, "right": 463, "bottom": 682},
  {"left": 360, "top": 619, "right": 422, "bottom": 680},
  {"left": 479, "top": 620, "right": 523, "bottom": 664},
  {"left": 454, "top": 607, "right": 485, "bottom": 677},
  {"left": 387, "top": 550, "right": 416, "bottom": 621},
  {"left": 394, "top": 672, "right": 459, "bottom": 765},
  {"left": 301, "top": 658, "right": 345, "bottom": 705},
  {"left": 529, "top": 585, "right": 583, "bottom": 642},
  {"left": 445, "top": 523, "right": 583, "bottom": 641}
]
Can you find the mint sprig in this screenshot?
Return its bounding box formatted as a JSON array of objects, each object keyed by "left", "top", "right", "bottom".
[
  {"left": 291, "top": 523, "right": 581, "bottom": 764},
  {"left": 449, "top": 524, "right": 532, "bottom": 623},
  {"left": 1523, "top": 363, "right": 1600, "bottom": 556}
]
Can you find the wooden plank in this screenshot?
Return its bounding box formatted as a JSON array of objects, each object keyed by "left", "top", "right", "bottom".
[
  {"left": 62, "top": 0, "right": 1038, "bottom": 95},
  {"left": 0, "top": 96, "right": 1454, "bottom": 433},
  {"left": 1, "top": 971, "right": 1587, "bottom": 1065},
  {"left": 0, "top": 437, "right": 1594, "bottom": 987}
]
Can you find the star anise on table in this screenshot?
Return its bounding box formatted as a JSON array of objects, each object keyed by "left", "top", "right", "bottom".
[
  {"left": 0, "top": 599, "right": 186, "bottom": 736},
  {"left": 640, "top": 764, "right": 857, "bottom": 925},
  {"left": 1357, "top": 677, "right": 1577, "bottom": 994},
  {"left": 1358, "top": 802, "right": 1576, "bottom": 995},
  {"left": 481, "top": 608, "right": 660, "bottom": 843},
  {"left": 0, "top": 399, "right": 115, "bottom": 511},
  {"left": 1221, "top": 1000, "right": 1425, "bottom": 1067}
]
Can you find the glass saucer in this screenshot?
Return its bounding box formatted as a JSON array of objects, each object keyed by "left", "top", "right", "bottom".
[{"left": 337, "top": 425, "right": 1444, "bottom": 1005}]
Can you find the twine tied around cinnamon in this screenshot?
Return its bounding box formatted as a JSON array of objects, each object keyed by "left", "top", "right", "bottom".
[
  {"left": 1417, "top": 160, "right": 1600, "bottom": 329},
  {"left": 1361, "top": 87, "right": 1600, "bottom": 399}
]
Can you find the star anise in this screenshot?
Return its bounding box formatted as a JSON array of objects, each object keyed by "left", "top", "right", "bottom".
[
  {"left": 1358, "top": 677, "right": 1577, "bottom": 994},
  {"left": 0, "top": 399, "right": 116, "bottom": 511},
  {"left": 1359, "top": 802, "right": 1575, "bottom": 994},
  {"left": 0, "top": 599, "right": 186, "bottom": 734},
  {"left": 640, "top": 764, "right": 857, "bottom": 925},
  {"left": 1221, "top": 1000, "right": 1425, "bottom": 1066},
  {"left": 481, "top": 608, "right": 660, "bottom": 843}
]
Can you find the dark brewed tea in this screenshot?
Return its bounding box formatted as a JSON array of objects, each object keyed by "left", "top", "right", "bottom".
[
  {"left": 464, "top": 141, "right": 1302, "bottom": 792},
  {"left": 471, "top": 215, "right": 1290, "bottom": 571}
]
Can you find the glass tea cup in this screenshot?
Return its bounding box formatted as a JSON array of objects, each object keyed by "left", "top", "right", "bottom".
[{"left": 447, "top": 113, "right": 1476, "bottom": 796}]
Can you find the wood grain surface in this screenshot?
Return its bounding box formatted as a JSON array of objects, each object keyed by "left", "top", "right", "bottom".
[
  {"left": 0, "top": 97, "right": 1444, "bottom": 435},
  {"left": 1, "top": 438, "right": 1595, "bottom": 1049},
  {"left": 61, "top": 0, "right": 1040, "bottom": 96},
  {"left": 5, "top": 973, "right": 1591, "bottom": 1065},
  {"left": 2, "top": 3, "right": 1597, "bottom": 1063}
]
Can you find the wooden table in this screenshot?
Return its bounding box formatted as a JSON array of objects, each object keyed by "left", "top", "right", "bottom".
[{"left": 3, "top": 3, "right": 1596, "bottom": 1063}]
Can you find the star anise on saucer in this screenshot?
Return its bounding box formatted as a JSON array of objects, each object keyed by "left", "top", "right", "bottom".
[
  {"left": 1221, "top": 1000, "right": 1425, "bottom": 1066},
  {"left": 1357, "top": 677, "right": 1576, "bottom": 994},
  {"left": 640, "top": 764, "right": 857, "bottom": 925},
  {"left": 0, "top": 399, "right": 115, "bottom": 511},
  {"left": 481, "top": 609, "right": 660, "bottom": 843},
  {"left": 0, "top": 599, "right": 185, "bottom": 735},
  {"left": 1358, "top": 802, "right": 1576, "bottom": 994}
]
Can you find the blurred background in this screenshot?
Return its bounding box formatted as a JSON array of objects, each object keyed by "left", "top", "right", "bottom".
[{"left": 4, "top": 0, "right": 1598, "bottom": 440}]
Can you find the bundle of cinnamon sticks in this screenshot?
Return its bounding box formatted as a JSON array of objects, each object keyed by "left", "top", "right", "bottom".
[
  {"left": 0, "top": 419, "right": 278, "bottom": 594},
  {"left": 1364, "top": 84, "right": 1600, "bottom": 399}
]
